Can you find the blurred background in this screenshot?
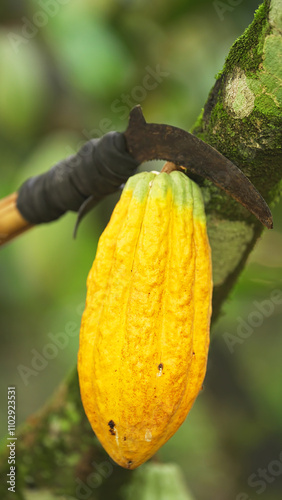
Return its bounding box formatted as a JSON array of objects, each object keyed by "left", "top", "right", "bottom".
[{"left": 0, "top": 0, "right": 281, "bottom": 499}]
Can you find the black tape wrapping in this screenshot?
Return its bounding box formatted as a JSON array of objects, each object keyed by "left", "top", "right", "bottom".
[{"left": 16, "top": 132, "right": 139, "bottom": 227}]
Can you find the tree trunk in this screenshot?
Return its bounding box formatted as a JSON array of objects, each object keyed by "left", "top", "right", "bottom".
[{"left": 1, "top": 1, "right": 281, "bottom": 498}]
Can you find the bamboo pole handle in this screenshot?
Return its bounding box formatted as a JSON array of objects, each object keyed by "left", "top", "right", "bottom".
[{"left": 0, "top": 192, "right": 33, "bottom": 247}]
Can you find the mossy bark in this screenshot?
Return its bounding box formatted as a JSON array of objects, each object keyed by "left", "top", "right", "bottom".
[
  {"left": 0, "top": 1, "right": 281, "bottom": 498},
  {"left": 193, "top": 0, "right": 282, "bottom": 319}
]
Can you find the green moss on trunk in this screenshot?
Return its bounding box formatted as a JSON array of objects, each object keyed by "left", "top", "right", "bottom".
[{"left": 193, "top": 0, "right": 282, "bottom": 317}]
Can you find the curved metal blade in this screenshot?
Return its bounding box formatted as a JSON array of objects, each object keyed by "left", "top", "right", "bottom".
[{"left": 124, "top": 105, "right": 273, "bottom": 229}]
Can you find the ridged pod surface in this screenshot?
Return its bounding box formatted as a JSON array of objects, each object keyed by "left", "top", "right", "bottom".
[{"left": 78, "top": 170, "right": 212, "bottom": 469}]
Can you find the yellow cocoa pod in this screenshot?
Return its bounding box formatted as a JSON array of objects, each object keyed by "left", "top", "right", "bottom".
[{"left": 78, "top": 170, "right": 212, "bottom": 469}]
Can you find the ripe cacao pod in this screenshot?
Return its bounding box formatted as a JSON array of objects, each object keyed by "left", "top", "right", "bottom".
[{"left": 78, "top": 170, "right": 212, "bottom": 469}]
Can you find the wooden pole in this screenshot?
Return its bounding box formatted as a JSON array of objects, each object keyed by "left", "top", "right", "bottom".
[
  {"left": 0, "top": 163, "right": 180, "bottom": 248},
  {"left": 0, "top": 192, "right": 33, "bottom": 247}
]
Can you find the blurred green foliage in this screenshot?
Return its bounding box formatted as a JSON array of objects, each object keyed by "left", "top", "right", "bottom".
[{"left": 0, "top": 1, "right": 281, "bottom": 499}]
